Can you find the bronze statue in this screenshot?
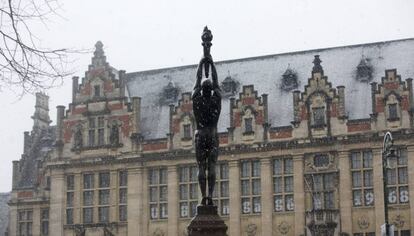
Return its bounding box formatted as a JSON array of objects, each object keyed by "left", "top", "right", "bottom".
[{"left": 192, "top": 26, "right": 221, "bottom": 206}]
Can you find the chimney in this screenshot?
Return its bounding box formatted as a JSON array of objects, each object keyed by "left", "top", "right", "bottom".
[
  {"left": 56, "top": 106, "right": 65, "bottom": 144},
  {"left": 132, "top": 97, "right": 141, "bottom": 134},
  {"left": 12, "top": 160, "right": 20, "bottom": 189},
  {"left": 293, "top": 90, "right": 301, "bottom": 123},
  {"left": 119, "top": 70, "right": 126, "bottom": 97},
  {"left": 23, "top": 131, "right": 30, "bottom": 154},
  {"left": 72, "top": 76, "right": 79, "bottom": 103},
  {"left": 230, "top": 97, "right": 236, "bottom": 128},
  {"left": 262, "top": 94, "right": 268, "bottom": 124},
  {"left": 371, "top": 82, "right": 378, "bottom": 114},
  {"left": 337, "top": 86, "right": 345, "bottom": 117}
]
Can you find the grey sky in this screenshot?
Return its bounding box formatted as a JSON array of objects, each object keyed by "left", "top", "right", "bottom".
[{"left": 0, "top": 0, "right": 413, "bottom": 192}]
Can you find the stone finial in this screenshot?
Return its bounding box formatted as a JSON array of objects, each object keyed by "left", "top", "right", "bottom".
[
  {"left": 94, "top": 41, "right": 104, "bottom": 58},
  {"left": 91, "top": 40, "right": 107, "bottom": 67},
  {"left": 312, "top": 55, "right": 323, "bottom": 74}
]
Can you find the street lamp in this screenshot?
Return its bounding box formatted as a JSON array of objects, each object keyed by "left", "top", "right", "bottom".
[{"left": 382, "top": 132, "right": 398, "bottom": 236}]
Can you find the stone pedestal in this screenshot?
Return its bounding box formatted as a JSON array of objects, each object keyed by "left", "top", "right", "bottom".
[{"left": 187, "top": 205, "right": 228, "bottom": 236}]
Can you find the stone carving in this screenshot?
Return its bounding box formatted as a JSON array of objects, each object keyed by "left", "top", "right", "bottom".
[
  {"left": 192, "top": 26, "right": 221, "bottom": 206},
  {"left": 392, "top": 214, "right": 405, "bottom": 228},
  {"left": 153, "top": 228, "right": 165, "bottom": 236},
  {"left": 220, "top": 73, "right": 239, "bottom": 97},
  {"left": 109, "top": 120, "right": 120, "bottom": 145},
  {"left": 357, "top": 216, "right": 370, "bottom": 230},
  {"left": 245, "top": 223, "right": 257, "bottom": 236},
  {"left": 277, "top": 221, "right": 291, "bottom": 234},
  {"left": 73, "top": 124, "right": 83, "bottom": 149}
]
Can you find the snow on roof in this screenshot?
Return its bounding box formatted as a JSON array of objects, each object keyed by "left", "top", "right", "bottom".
[{"left": 126, "top": 38, "right": 414, "bottom": 140}]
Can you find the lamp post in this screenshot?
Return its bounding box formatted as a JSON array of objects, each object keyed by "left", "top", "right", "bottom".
[{"left": 382, "top": 132, "right": 398, "bottom": 236}]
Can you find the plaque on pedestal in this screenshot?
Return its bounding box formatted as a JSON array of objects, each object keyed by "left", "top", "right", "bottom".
[{"left": 187, "top": 205, "right": 228, "bottom": 236}]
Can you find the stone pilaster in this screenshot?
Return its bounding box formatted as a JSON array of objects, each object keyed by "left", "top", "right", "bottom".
[
  {"left": 8, "top": 205, "right": 17, "bottom": 236},
  {"left": 49, "top": 171, "right": 65, "bottom": 236},
  {"left": 32, "top": 206, "right": 40, "bottom": 236},
  {"left": 260, "top": 158, "right": 272, "bottom": 236},
  {"left": 293, "top": 154, "right": 305, "bottom": 235},
  {"left": 372, "top": 148, "right": 385, "bottom": 235},
  {"left": 167, "top": 165, "right": 178, "bottom": 235},
  {"left": 127, "top": 167, "right": 144, "bottom": 236},
  {"left": 228, "top": 160, "right": 240, "bottom": 236},
  {"left": 338, "top": 151, "right": 352, "bottom": 233},
  {"left": 407, "top": 145, "right": 414, "bottom": 231}
]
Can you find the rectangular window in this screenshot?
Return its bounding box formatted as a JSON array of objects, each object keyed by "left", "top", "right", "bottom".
[
  {"left": 83, "top": 208, "right": 93, "bottom": 224},
  {"left": 18, "top": 209, "right": 33, "bottom": 236},
  {"left": 83, "top": 173, "right": 94, "bottom": 189},
  {"left": 213, "top": 163, "right": 229, "bottom": 216},
  {"left": 119, "top": 170, "right": 128, "bottom": 222},
  {"left": 66, "top": 175, "right": 75, "bottom": 225},
  {"left": 273, "top": 157, "right": 294, "bottom": 212},
  {"left": 99, "top": 172, "right": 110, "bottom": 188},
  {"left": 66, "top": 175, "right": 74, "bottom": 190},
  {"left": 149, "top": 167, "right": 168, "bottom": 219},
  {"left": 387, "top": 148, "right": 409, "bottom": 204},
  {"left": 306, "top": 172, "right": 337, "bottom": 210},
  {"left": 97, "top": 172, "right": 110, "bottom": 223},
  {"left": 40, "top": 208, "right": 49, "bottom": 236},
  {"left": 241, "top": 160, "right": 261, "bottom": 214},
  {"left": 351, "top": 151, "right": 374, "bottom": 206},
  {"left": 183, "top": 124, "right": 191, "bottom": 139},
  {"left": 82, "top": 173, "right": 95, "bottom": 224},
  {"left": 179, "top": 165, "right": 198, "bottom": 218},
  {"left": 389, "top": 103, "right": 398, "bottom": 120},
  {"left": 94, "top": 85, "right": 100, "bottom": 97},
  {"left": 99, "top": 207, "right": 109, "bottom": 223},
  {"left": 244, "top": 118, "right": 253, "bottom": 133},
  {"left": 312, "top": 107, "right": 325, "bottom": 127}
]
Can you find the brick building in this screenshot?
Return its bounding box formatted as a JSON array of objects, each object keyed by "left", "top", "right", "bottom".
[{"left": 8, "top": 38, "right": 414, "bottom": 235}]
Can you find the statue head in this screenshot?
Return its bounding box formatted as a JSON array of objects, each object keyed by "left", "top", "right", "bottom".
[{"left": 201, "top": 79, "right": 213, "bottom": 97}]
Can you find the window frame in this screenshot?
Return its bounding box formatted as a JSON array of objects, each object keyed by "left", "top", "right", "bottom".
[
  {"left": 240, "top": 160, "right": 261, "bottom": 215},
  {"left": 273, "top": 157, "right": 294, "bottom": 212},
  {"left": 350, "top": 150, "right": 375, "bottom": 207},
  {"left": 179, "top": 165, "right": 199, "bottom": 218},
  {"left": 149, "top": 167, "right": 168, "bottom": 220}
]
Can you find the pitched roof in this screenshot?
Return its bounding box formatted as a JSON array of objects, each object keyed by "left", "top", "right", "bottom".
[{"left": 126, "top": 38, "right": 414, "bottom": 140}]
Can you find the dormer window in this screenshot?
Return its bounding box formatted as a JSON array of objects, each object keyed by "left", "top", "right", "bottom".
[
  {"left": 94, "top": 85, "right": 101, "bottom": 97},
  {"left": 312, "top": 107, "right": 326, "bottom": 127},
  {"left": 388, "top": 103, "right": 399, "bottom": 121}
]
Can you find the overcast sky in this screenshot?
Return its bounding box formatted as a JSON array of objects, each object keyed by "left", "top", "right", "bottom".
[{"left": 0, "top": 0, "right": 414, "bottom": 192}]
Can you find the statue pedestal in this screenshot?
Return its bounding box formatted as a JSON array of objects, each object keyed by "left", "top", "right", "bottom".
[{"left": 187, "top": 205, "right": 228, "bottom": 236}]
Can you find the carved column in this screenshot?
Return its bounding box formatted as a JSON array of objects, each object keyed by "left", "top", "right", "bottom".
[
  {"left": 167, "top": 165, "right": 178, "bottom": 235},
  {"left": 228, "top": 160, "right": 241, "bottom": 235},
  {"left": 293, "top": 154, "right": 305, "bottom": 235},
  {"left": 127, "top": 167, "right": 144, "bottom": 236},
  {"left": 338, "top": 151, "right": 352, "bottom": 233},
  {"left": 372, "top": 147, "right": 385, "bottom": 235},
  {"left": 49, "top": 171, "right": 65, "bottom": 236}
]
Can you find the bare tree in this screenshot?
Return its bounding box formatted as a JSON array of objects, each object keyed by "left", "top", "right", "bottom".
[{"left": 0, "top": 0, "right": 73, "bottom": 95}]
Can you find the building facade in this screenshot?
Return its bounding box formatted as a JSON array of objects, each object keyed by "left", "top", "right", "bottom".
[{"left": 8, "top": 38, "right": 414, "bottom": 236}]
